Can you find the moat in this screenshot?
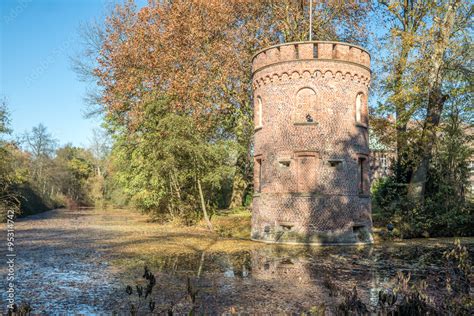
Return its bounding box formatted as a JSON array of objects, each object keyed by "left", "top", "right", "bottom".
[{"left": 1, "top": 208, "right": 472, "bottom": 314}]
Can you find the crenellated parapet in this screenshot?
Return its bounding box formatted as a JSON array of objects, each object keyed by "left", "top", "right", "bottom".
[
  {"left": 252, "top": 41, "right": 371, "bottom": 89},
  {"left": 252, "top": 41, "right": 370, "bottom": 72}
]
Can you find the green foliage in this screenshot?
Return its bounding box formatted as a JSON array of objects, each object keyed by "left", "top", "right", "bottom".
[
  {"left": 0, "top": 99, "right": 11, "bottom": 135},
  {"left": 0, "top": 101, "right": 22, "bottom": 219},
  {"left": 1, "top": 104, "right": 99, "bottom": 218},
  {"left": 49, "top": 145, "right": 95, "bottom": 207},
  {"left": 372, "top": 99, "right": 473, "bottom": 238},
  {"left": 373, "top": 175, "right": 472, "bottom": 238},
  {"left": 109, "top": 98, "right": 236, "bottom": 223}
]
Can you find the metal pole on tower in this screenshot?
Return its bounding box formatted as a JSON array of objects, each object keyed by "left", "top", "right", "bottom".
[{"left": 309, "top": 0, "right": 313, "bottom": 41}]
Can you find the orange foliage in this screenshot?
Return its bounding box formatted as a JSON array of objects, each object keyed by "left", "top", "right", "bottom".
[
  {"left": 95, "top": 0, "right": 369, "bottom": 133},
  {"left": 96, "top": 0, "right": 260, "bottom": 132}
]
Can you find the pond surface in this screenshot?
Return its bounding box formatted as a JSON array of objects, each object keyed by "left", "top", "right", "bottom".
[{"left": 0, "top": 208, "right": 472, "bottom": 314}]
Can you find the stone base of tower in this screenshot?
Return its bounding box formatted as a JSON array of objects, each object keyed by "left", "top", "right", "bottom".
[{"left": 251, "top": 193, "right": 373, "bottom": 245}]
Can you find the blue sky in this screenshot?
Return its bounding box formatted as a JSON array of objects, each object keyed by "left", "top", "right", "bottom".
[
  {"left": 0, "top": 0, "right": 135, "bottom": 146},
  {"left": 1, "top": 1, "right": 385, "bottom": 147}
]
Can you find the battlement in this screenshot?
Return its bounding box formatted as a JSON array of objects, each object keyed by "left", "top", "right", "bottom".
[{"left": 252, "top": 41, "right": 370, "bottom": 74}]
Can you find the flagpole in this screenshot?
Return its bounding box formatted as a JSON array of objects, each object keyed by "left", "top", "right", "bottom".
[{"left": 309, "top": 0, "right": 313, "bottom": 41}]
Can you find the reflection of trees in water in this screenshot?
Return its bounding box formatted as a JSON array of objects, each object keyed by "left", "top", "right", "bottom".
[{"left": 122, "top": 243, "right": 472, "bottom": 314}]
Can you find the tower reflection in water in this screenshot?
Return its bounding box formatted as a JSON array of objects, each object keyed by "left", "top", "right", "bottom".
[{"left": 130, "top": 243, "right": 449, "bottom": 313}]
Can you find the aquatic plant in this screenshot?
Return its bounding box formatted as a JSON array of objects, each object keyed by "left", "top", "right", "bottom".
[
  {"left": 7, "top": 303, "right": 32, "bottom": 316},
  {"left": 336, "top": 286, "right": 369, "bottom": 315},
  {"left": 122, "top": 266, "right": 204, "bottom": 315},
  {"left": 125, "top": 266, "right": 157, "bottom": 315},
  {"left": 319, "top": 239, "right": 472, "bottom": 315},
  {"left": 186, "top": 276, "right": 199, "bottom": 315},
  {"left": 442, "top": 239, "right": 472, "bottom": 314}
]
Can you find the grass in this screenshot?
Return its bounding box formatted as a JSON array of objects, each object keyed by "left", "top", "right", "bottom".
[
  {"left": 210, "top": 207, "right": 252, "bottom": 239},
  {"left": 81, "top": 207, "right": 261, "bottom": 271}
]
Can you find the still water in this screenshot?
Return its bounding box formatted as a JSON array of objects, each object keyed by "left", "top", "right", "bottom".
[
  {"left": 112, "top": 243, "right": 469, "bottom": 314},
  {"left": 1, "top": 208, "right": 471, "bottom": 314}
]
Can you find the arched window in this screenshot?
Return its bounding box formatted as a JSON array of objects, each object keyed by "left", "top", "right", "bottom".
[
  {"left": 295, "top": 88, "right": 317, "bottom": 124},
  {"left": 255, "top": 97, "right": 263, "bottom": 128},
  {"left": 356, "top": 93, "right": 362, "bottom": 123},
  {"left": 355, "top": 92, "right": 367, "bottom": 126}
]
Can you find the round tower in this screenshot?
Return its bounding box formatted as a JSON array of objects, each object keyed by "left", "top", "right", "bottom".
[{"left": 251, "top": 41, "right": 373, "bottom": 245}]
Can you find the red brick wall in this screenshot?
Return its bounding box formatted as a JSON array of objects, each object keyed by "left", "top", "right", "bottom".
[{"left": 251, "top": 41, "right": 373, "bottom": 244}]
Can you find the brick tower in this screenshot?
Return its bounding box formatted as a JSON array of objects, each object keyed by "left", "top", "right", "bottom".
[{"left": 251, "top": 41, "right": 373, "bottom": 245}]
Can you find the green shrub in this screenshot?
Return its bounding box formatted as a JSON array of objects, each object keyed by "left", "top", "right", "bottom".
[{"left": 372, "top": 175, "right": 473, "bottom": 238}]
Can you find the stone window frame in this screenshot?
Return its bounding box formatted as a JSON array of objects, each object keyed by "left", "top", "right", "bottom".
[
  {"left": 355, "top": 92, "right": 368, "bottom": 128},
  {"left": 255, "top": 96, "right": 263, "bottom": 130},
  {"left": 357, "top": 153, "right": 370, "bottom": 197},
  {"left": 277, "top": 155, "right": 292, "bottom": 169},
  {"left": 254, "top": 154, "right": 263, "bottom": 194},
  {"left": 293, "top": 87, "right": 319, "bottom": 126},
  {"left": 327, "top": 158, "right": 344, "bottom": 171}
]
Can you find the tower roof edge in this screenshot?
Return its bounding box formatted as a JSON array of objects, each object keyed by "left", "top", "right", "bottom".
[{"left": 251, "top": 40, "right": 370, "bottom": 62}]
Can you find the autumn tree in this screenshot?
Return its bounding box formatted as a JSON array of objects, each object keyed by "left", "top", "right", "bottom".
[
  {"left": 87, "top": 128, "right": 111, "bottom": 207},
  {"left": 375, "top": 0, "right": 434, "bottom": 182},
  {"left": 110, "top": 98, "right": 234, "bottom": 225},
  {"left": 75, "top": 0, "right": 370, "bottom": 219},
  {"left": 21, "top": 123, "right": 58, "bottom": 199}
]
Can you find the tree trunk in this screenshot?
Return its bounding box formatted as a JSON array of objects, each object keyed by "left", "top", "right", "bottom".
[
  {"left": 229, "top": 173, "right": 246, "bottom": 208},
  {"left": 394, "top": 41, "right": 411, "bottom": 182},
  {"left": 197, "top": 178, "right": 213, "bottom": 231},
  {"left": 408, "top": 0, "right": 460, "bottom": 201},
  {"left": 409, "top": 91, "right": 448, "bottom": 200}
]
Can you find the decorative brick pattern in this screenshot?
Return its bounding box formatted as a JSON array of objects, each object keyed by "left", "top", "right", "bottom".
[{"left": 251, "top": 41, "right": 373, "bottom": 245}]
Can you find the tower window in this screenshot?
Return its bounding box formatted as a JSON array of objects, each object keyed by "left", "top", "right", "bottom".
[
  {"left": 279, "top": 160, "right": 291, "bottom": 168},
  {"left": 356, "top": 93, "right": 362, "bottom": 123},
  {"left": 328, "top": 160, "right": 343, "bottom": 170},
  {"left": 255, "top": 158, "right": 262, "bottom": 193},
  {"left": 358, "top": 156, "right": 369, "bottom": 195},
  {"left": 295, "top": 88, "right": 317, "bottom": 124},
  {"left": 296, "top": 154, "right": 318, "bottom": 192},
  {"left": 355, "top": 92, "right": 368, "bottom": 126},
  {"left": 255, "top": 97, "right": 263, "bottom": 129}
]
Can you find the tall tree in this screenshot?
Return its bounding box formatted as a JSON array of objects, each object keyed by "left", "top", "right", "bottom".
[
  {"left": 408, "top": 0, "right": 469, "bottom": 200},
  {"left": 23, "top": 123, "right": 57, "bottom": 160},
  {"left": 111, "top": 98, "right": 234, "bottom": 223},
  {"left": 377, "top": 0, "right": 433, "bottom": 181},
  {"left": 0, "top": 100, "right": 19, "bottom": 218},
  {"left": 53, "top": 145, "right": 95, "bottom": 205},
  {"left": 79, "top": 0, "right": 370, "bottom": 210},
  {"left": 22, "top": 124, "right": 58, "bottom": 196}
]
